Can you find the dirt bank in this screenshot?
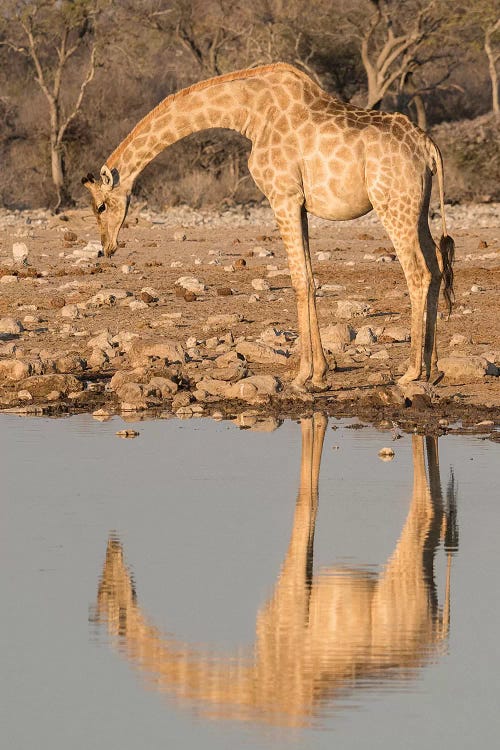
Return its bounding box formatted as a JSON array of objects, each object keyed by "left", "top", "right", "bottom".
[{"left": 0, "top": 202, "right": 499, "bottom": 436}]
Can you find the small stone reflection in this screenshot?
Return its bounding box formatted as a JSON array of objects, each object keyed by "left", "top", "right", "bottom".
[{"left": 93, "top": 415, "right": 458, "bottom": 727}]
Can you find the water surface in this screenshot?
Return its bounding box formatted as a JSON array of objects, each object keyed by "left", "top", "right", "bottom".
[{"left": 2, "top": 414, "right": 499, "bottom": 748}]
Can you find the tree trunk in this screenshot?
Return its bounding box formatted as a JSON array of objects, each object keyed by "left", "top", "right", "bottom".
[
  {"left": 485, "top": 23, "right": 500, "bottom": 116},
  {"left": 401, "top": 71, "right": 428, "bottom": 130}
]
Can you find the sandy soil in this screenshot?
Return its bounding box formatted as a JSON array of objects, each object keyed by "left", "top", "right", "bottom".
[{"left": 0, "top": 202, "right": 499, "bottom": 435}]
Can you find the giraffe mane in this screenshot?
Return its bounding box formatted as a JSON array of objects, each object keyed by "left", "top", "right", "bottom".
[{"left": 106, "top": 63, "right": 314, "bottom": 169}]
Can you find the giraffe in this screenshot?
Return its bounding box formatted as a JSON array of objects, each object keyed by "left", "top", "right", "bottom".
[
  {"left": 82, "top": 63, "right": 455, "bottom": 389},
  {"left": 93, "top": 417, "right": 457, "bottom": 727}
]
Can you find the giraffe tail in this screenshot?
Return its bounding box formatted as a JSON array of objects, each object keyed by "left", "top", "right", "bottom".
[{"left": 427, "top": 138, "right": 455, "bottom": 315}]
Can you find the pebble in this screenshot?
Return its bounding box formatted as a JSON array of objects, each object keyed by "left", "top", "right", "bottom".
[
  {"left": 116, "top": 429, "right": 140, "bottom": 438},
  {"left": 173, "top": 231, "right": 187, "bottom": 241},
  {"left": 121, "top": 264, "right": 133, "bottom": 274},
  {"left": 316, "top": 251, "right": 331, "bottom": 261},
  {"left": 1, "top": 275, "right": 18, "bottom": 284}
]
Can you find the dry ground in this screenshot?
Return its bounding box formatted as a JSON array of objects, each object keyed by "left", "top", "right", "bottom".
[{"left": 0, "top": 202, "right": 499, "bottom": 434}]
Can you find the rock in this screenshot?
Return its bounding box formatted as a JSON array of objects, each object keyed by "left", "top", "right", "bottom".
[
  {"left": 320, "top": 284, "right": 345, "bottom": 294},
  {"left": 88, "top": 349, "right": 109, "bottom": 369},
  {"left": 226, "top": 374, "right": 281, "bottom": 400},
  {"left": 449, "top": 333, "right": 471, "bottom": 347},
  {"left": 116, "top": 429, "right": 140, "bottom": 438},
  {"left": 259, "top": 327, "right": 297, "bottom": 347},
  {"left": 336, "top": 300, "right": 371, "bottom": 319},
  {"left": 204, "top": 313, "right": 243, "bottom": 330},
  {"left": 251, "top": 278, "right": 271, "bottom": 291},
  {"left": 173, "top": 231, "right": 187, "bottom": 241},
  {"left": 320, "top": 323, "right": 355, "bottom": 352},
  {"left": 234, "top": 258, "right": 246, "bottom": 270},
  {"left": 437, "top": 356, "right": 499, "bottom": 382},
  {"left": 0, "top": 359, "right": 32, "bottom": 381},
  {"left": 116, "top": 382, "right": 150, "bottom": 411},
  {"left": 63, "top": 231, "right": 78, "bottom": 242},
  {"left": 470, "top": 284, "right": 485, "bottom": 293},
  {"left": 140, "top": 287, "right": 159, "bottom": 302},
  {"left": 235, "top": 340, "right": 289, "bottom": 364},
  {"left": 17, "top": 389, "right": 33, "bottom": 401},
  {"left": 216, "top": 287, "right": 233, "bottom": 296},
  {"left": 87, "top": 330, "right": 115, "bottom": 351},
  {"left": 1, "top": 275, "right": 18, "bottom": 284},
  {"left": 171, "top": 392, "right": 192, "bottom": 410},
  {"left": 148, "top": 376, "right": 178, "bottom": 398},
  {"left": 128, "top": 338, "right": 186, "bottom": 366},
  {"left": 112, "top": 330, "right": 139, "bottom": 352},
  {"left": 355, "top": 325, "right": 376, "bottom": 345},
  {"left": 129, "top": 300, "right": 149, "bottom": 311},
  {"left": 206, "top": 360, "right": 247, "bottom": 382},
  {"left": 316, "top": 251, "right": 331, "bottom": 261},
  {"left": 17, "top": 373, "right": 80, "bottom": 397},
  {"left": 121, "top": 264, "right": 133, "bottom": 274},
  {"left": 60, "top": 304, "right": 82, "bottom": 319},
  {"left": 55, "top": 354, "right": 87, "bottom": 373},
  {"left": 89, "top": 288, "right": 131, "bottom": 306},
  {"left": 73, "top": 240, "right": 102, "bottom": 259},
  {"left": 371, "top": 348, "right": 390, "bottom": 360},
  {"left": 12, "top": 242, "right": 29, "bottom": 263},
  {"left": 0, "top": 317, "right": 24, "bottom": 335},
  {"left": 175, "top": 276, "right": 206, "bottom": 294},
  {"left": 380, "top": 326, "right": 410, "bottom": 343},
  {"left": 47, "top": 295, "right": 66, "bottom": 309}
]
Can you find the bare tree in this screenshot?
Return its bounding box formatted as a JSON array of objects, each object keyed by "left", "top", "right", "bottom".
[
  {"left": 337, "top": 0, "right": 447, "bottom": 111},
  {"left": 484, "top": 16, "right": 500, "bottom": 114},
  {"left": 1, "top": 1, "right": 98, "bottom": 209}
]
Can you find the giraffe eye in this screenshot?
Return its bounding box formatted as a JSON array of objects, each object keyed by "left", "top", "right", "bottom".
[{"left": 97, "top": 203, "right": 106, "bottom": 214}]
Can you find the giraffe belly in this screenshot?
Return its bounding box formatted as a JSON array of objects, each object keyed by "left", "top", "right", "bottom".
[
  {"left": 304, "top": 192, "right": 372, "bottom": 221},
  {"left": 303, "top": 165, "right": 372, "bottom": 221}
]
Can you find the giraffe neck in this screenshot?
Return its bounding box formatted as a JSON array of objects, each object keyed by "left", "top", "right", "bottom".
[{"left": 106, "top": 66, "right": 285, "bottom": 188}]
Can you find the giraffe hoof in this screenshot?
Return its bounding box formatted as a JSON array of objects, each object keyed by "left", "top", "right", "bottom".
[
  {"left": 397, "top": 371, "right": 422, "bottom": 386},
  {"left": 309, "top": 378, "right": 330, "bottom": 393},
  {"left": 429, "top": 369, "right": 444, "bottom": 385}
]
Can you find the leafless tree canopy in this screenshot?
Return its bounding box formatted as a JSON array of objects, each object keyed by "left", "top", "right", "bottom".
[{"left": 0, "top": 0, "right": 499, "bottom": 209}]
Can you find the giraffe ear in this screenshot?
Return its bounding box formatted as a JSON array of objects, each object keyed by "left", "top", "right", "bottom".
[{"left": 100, "top": 165, "right": 120, "bottom": 190}]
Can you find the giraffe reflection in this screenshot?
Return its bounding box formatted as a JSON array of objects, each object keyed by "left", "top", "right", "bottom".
[{"left": 95, "top": 416, "right": 457, "bottom": 727}]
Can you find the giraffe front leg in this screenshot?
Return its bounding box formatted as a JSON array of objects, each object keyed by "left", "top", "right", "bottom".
[{"left": 273, "top": 202, "right": 328, "bottom": 391}]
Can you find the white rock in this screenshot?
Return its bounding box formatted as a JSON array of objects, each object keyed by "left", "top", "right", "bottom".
[
  {"left": 320, "top": 284, "right": 345, "bottom": 294},
  {"left": 60, "top": 304, "right": 81, "bottom": 319},
  {"left": 0, "top": 275, "right": 18, "bottom": 284},
  {"left": 73, "top": 240, "right": 102, "bottom": 259},
  {"left": 121, "top": 265, "right": 133, "bottom": 274},
  {"left": 320, "top": 323, "right": 355, "bottom": 352},
  {"left": 355, "top": 325, "right": 377, "bottom": 345},
  {"left": 176, "top": 276, "right": 206, "bottom": 293},
  {"left": 381, "top": 326, "right": 410, "bottom": 343},
  {"left": 12, "top": 242, "right": 29, "bottom": 262},
  {"left": 129, "top": 300, "right": 149, "bottom": 311},
  {"left": 173, "top": 231, "right": 187, "bottom": 241},
  {"left": 316, "top": 251, "right": 331, "bottom": 261},
  {"left": 449, "top": 333, "right": 471, "bottom": 347},
  {"left": 371, "top": 348, "right": 390, "bottom": 360},
  {"left": 171, "top": 260, "right": 183, "bottom": 268},
  {"left": 437, "top": 356, "right": 499, "bottom": 381},
  {"left": 470, "top": 284, "right": 485, "bottom": 293},
  {"left": 336, "top": 300, "right": 371, "bottom": 319},
  {"left": 0, "top": 317, "right": 24, "bottom": 335},
  {"left": 251, "top": 278, "right": 271, "bottom": 291}
]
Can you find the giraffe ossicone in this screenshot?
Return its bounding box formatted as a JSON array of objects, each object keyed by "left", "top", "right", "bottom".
[{"left": 83, "top": 62, "right": 455, "bottom": 389}]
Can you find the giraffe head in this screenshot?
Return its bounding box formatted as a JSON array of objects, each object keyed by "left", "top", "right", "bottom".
[{"left": 82, "top": 166, "right": 129, "bottom": 256}]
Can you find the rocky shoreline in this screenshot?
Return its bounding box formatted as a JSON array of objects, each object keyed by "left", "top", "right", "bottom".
[{"left": 0, "top": 204, "right": 499, "bottom": 438}]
